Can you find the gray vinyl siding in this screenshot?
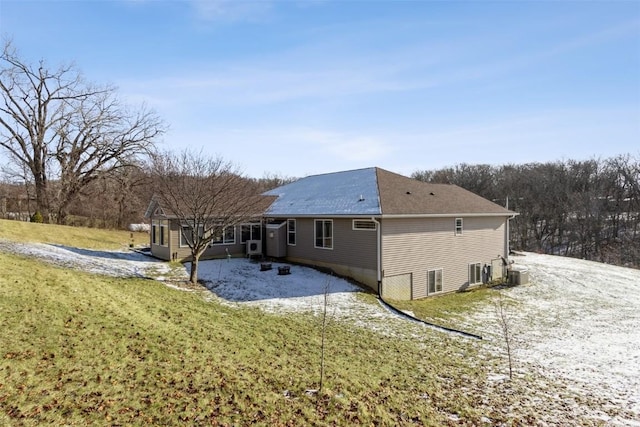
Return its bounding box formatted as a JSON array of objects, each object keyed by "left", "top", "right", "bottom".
[
  {"left": 150, "top": 240, "right": 171, "bottom": 260},
  {"left": 286, "top": 218, "right": 377, "bottom": 269},
  {"left": 150, "top": 218, "right": 246, "bottom": 261},
  {"left": 284, "top": 217, "right": 378, "bottom": 286},
  {"left": 381, "top": 216, "right": 507, "bottom": 298},
  {"left": 149, "top": 218, "right": 171, "bottom": 260}
]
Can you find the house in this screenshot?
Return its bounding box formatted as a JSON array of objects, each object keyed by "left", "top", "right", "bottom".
[
  {"left": 144, "top": 195, "right": 275, "bottom": 262},
  {"left": 145, "top": 167, "right": 516, "bottom": 300},
  {"left": 262, "top": 167, "right": 516, "bottom": 300}
]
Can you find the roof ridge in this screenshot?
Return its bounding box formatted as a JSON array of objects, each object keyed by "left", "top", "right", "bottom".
[{"left": 301, "top": 166, "right": 377, "bottom": 179}]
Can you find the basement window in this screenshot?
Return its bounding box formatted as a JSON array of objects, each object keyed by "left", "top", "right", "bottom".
[
  {"left": 469, "top": 262, "right": 482, "bottom": 285},
  {"left": 428, "top": 269, "right": 443, "bottom": 294},
  {"left": 353, "top": 219, "right": 377, "bottom": 231}
]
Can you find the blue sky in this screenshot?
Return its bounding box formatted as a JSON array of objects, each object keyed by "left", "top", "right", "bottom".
[{"left": 1, "top": 0, "right": 639, "bottom": 178}]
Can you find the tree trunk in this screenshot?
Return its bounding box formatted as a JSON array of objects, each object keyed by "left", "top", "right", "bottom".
[
  {"left": 190, "top": 257, "right": 199, "bottom": 284},
  {"left": 33, "top": 174, "right": 49, "bottom": 221}
]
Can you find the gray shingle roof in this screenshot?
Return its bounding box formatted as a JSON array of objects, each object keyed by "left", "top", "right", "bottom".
[
  {"left": 264, "top": 167, "right": 515, "bottom": 217},
  {"left": 263, "top": 167, "right": 381, "bottom": 216}
]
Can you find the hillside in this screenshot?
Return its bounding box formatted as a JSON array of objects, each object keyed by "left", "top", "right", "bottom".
[{"left": 1, "top": 221, "right": 638, "bottom": 425}]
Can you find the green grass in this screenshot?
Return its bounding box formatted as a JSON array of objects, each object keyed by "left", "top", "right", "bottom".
[
  {"left": 388, "top": 287, "right": 497, "bottom": 331},
  {"left": 0, "top": 221, "right": 590, "bottom": 425},
  {"left": 0, "top": 218, "right": 148, "bottom": 249},
  {"left": 1, "top": 254, "right": 495, "bottom": 426}
]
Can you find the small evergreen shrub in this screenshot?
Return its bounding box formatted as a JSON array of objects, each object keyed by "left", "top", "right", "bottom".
[{"left": 30, "top": 211, "right": 43, "bottom": 223}]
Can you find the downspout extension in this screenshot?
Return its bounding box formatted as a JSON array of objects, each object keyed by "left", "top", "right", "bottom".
[
  {"left": 371, "top": 217, "right": 482, "bottom": 340},
  {"left": 377, "top": 298, "right": 483, "bottom": 340}
]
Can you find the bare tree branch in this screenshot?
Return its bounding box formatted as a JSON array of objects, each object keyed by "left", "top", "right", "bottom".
[
  {"left": 148, "top": 149, "right": 268, "bottom": 284},
  {"left": 0, "top": 40, "right": 165, "bottom": 223}
]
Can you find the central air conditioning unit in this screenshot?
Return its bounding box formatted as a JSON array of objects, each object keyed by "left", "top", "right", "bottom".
[
  {"left": 246, "top": 240, "right": 262, "bottom": 256},
  {"left": 507, "top": 267, "right": 529, "bottom": 286}
]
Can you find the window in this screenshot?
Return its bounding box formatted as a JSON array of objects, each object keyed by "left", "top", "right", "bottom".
[
  {"left": 287, "top": 219, "right": 296, "bottom": 246},
  {"left": 151, "top": 222, "right": 157, "bottom": 245},
  {"left": 353, "top": 219, "right": 377, "bottom": 230},
  {"left": 180, "top": 226, "right": 190, "bottom": 247},
  {"left": 152, "top": 220, "right": 167, "bottom": 246},
  {"left": 428, "top": 269, "right": 443, "bottom": 294},
  {"left": 160, "top": 223, "right": 166, "bottom": 246},
  {"left": 455, "top": 218, "right": 463, "bottom": 235},
  {"left": 212, "top": 226, "right": 235, "bottom": 245},
  {"left": 180, "top": 224, "right": 204, "bottom": 247},
  {"left": 314, "top": 219, "right": 333, "bottom": 249},
  {"left": 241, "top": 223, "right": 261, "bottom": 243},
  {"left": 469, "top": 262, "right": 482, "bottom": 285}
]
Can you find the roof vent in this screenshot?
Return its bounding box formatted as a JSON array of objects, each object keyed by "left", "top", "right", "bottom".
[
  {"left": 358, "top": 194, "right": 365, "bottom": 202},
  {"left": 406, "top": 191, "right": 412, "bottom": 195},
  {"left": 430, "top": 192, "right": 435, "bottom": 196}
]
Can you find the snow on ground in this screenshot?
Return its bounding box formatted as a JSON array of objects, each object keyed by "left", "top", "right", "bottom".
[
  {"left": 461, "top": 252, "right": 640, "bottom": 425},
  {"left": 0, "top": 240, "right": 181, "bottom": 280},
  {"left": 2, "top": 240, "right": 640, "bottom": 424},
  {"left": 197, "top": 258, "right": 412, "bottom": 334}
]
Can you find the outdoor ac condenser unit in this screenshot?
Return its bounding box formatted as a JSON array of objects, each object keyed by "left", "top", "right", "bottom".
[
  {"left": 246, "top": 240, "right": 262, "bottom": 256},
  {"left": 508, "top": 268, "right": 529, "bottom": 286}
]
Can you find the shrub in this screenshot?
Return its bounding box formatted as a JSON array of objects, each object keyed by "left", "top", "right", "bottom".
[{"left": 30, "top": 211, "right": 43, "bottom": 223}]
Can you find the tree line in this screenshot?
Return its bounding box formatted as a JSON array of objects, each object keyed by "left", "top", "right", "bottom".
[
  {"left": 2, "top": 40, "right": 638, "bottom": 268},
  {"left": 413, "top": 155, "right": 640, "bottom": 268}
]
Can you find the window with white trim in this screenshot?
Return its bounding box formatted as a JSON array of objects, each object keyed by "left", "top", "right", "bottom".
[
  {"left": 180, "top": 224, "right": 204, "bottom": 247},
  {"left": 314, "top": 219, "right": 333, "bottom": 249},
  {"left": 287, "top": 219, "right": 296, "bottom": 246},
  {"left": 151, "top": 222, "right": 158, "bottom": 245},
  {"left": 455, "top": 218, "right": 463, "bottom": 235},
  {"left": 428, "top": 269, "right": 443, "bottom": 294},
  {"left": 241, "top": 223, "right": 261, "bottom": 243},
  {"left": 211, "top": 226, "right": 236, "bottom": 245},
  {"left": 469, "top": 262, "right": 482, "bottom": 285},
  {"left": 180, "top": 226, "right": 190, "bottom": 247},
  {"left": 353, "top": 219, "right": 377, "bottom": 231},
  {"left": 152, "top": 220, "right": 168, "bottom": 246},
  {"left": 160, "top": 223, "right": 166, "bottom": 246}
]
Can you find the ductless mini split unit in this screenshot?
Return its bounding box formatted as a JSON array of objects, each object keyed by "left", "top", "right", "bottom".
[{"left": 246, "top": 240, "right": 262, "bottom": 256}]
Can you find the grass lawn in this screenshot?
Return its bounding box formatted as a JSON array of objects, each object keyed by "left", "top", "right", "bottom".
[
  {"left": 388, "top": 286, "right": 498, "bottom": 332},
  {"left": 1, "top": 253, "right": 498, "bottom": 425},
  {"left": 0, "top": 220, "right": 576, "bottom": 425},
  {"left": 0, "top": 218, "right": 149, "bottom": 249}
]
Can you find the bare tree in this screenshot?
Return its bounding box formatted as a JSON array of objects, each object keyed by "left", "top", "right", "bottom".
[
  {"left": 67, "top": 165, "right": 150, "bottom": 228},
  {"left": 0, "top": 40, "right": 165, "bottom": 223},
  {"left": 253, "top": 171, "right": 297, "bottom": 192},
  {"left": 318, "top": 279, "right": 331, "bottom": 398},
  {"left": 149, "top": 149, "right": 267, "bottom": 284},
  {"left": 494, "top": 291, "right": 515, "bottom": 380}
]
